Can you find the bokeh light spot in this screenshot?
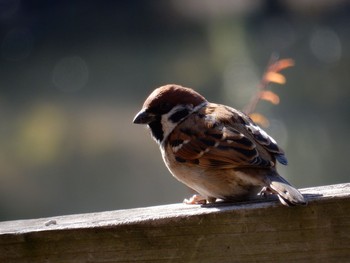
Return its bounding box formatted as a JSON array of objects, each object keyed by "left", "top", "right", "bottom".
[{"left": 15, "top": 103, "right": 67, "bottom": 166}]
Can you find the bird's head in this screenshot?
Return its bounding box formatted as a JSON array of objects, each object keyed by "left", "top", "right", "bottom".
[{"left": 133, "top": 84, "right": 207, "bottom": 143}]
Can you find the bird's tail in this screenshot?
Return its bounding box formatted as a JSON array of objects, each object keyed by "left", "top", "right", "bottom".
[{"left": 265, "top": 174, "right": 307, "bottom": 206}]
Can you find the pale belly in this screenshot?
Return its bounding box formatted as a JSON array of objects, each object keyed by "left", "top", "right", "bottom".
[{"left": 163, "top": 153, "right": 265, "bottom": 201}]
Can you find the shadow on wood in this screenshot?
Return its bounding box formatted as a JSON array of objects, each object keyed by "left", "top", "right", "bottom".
[{"left": 0, "top": 183, "right": 349, "bottom": 263}]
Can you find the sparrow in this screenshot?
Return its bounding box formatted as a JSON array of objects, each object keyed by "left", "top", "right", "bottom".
[{"left": 133, "top": 84, "right": 307, "bottom": 206}]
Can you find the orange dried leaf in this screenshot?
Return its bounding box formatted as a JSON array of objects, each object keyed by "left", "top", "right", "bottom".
[
  {"left": 260, "top": 90, "right": 280, "bottom": 105},
  {"left": 249, "top": 113, "right": 270, "bottom": 127},
  {"left": 264, "top": 72, "right": 286, "bottom": 85},
  {"left": 268, "top": 58, "right": 295, "bottom": 73}
]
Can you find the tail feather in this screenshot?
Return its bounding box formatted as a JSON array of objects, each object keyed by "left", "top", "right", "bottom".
[{"left": 266, "top": 175, "right": 307, "bottom": 206}]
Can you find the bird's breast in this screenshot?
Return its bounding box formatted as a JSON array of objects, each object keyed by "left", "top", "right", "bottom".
[{"left": 161, "top": 144, "right": 264, "bottom": 200}]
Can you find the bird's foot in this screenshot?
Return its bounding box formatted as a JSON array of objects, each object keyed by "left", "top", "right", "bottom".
[
  {"left": 183, "top": 194, "right": 208, "bottom": 205},
  {"left": 258, "top": 186, "right": 274, "bottom": 198}
]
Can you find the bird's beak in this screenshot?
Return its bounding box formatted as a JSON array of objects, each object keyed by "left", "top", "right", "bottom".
[{"left": 133, "top": 110, "right": 155, "bottom": 124}]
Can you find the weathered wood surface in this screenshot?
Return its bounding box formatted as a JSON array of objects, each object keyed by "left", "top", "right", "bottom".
[{"left": 0, "top": 183, "right": 349, "bottom": 263}]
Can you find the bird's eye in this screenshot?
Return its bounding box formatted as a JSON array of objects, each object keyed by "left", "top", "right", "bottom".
[{"left": 159, "top": 102, "right": 172, "bottom": 113}]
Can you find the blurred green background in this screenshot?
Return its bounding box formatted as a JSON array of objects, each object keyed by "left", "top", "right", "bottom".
[{"left": 0, "top": 1, "right": 349, "bottom": 221}]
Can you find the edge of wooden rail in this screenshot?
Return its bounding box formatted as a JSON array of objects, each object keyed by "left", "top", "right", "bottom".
[{"left": 1, "top": 182, "right": 349, "bottom": 235}]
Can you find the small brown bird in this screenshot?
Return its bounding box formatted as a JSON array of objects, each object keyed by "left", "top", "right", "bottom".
[{"left": 133, "top": 84, "right": 306, "bottom": 206}]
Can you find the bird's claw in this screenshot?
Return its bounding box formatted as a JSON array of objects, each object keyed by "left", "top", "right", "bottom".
[{"left": 183, "top": 194, "right": 208, "bottom": 204}]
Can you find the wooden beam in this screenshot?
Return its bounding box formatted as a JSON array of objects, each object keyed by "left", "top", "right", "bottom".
[{"left": 1, "top": 183, "right": 350, "bottom": 263}]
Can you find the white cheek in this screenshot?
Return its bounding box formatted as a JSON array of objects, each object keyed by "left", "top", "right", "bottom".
[
  {"left": 161, "top": 114, "right": 178, "bottom": 140},
  {"left": 160, "top": 105, "right": 191, "bottom": 141},
  {"left": 160, "top": 102, "right": 207, "bottom": 143}
]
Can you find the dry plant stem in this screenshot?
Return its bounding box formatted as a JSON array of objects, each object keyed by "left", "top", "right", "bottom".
[{"left": 243, "top": 54, "right": 279, "bottom": 115}]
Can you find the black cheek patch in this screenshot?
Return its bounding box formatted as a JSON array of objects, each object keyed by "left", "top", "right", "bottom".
[
  {"left": 148, "top": 117, "right": 163, "bottom": 142},
  {"left": 169, "top": 109, "right": 190, "bottom": 123}
]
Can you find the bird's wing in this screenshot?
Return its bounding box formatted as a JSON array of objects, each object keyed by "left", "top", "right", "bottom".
[{"left": 167, "top": 103, "right": 287, "bottom": 169}]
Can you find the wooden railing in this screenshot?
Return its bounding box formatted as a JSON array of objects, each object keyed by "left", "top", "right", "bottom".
[{"left": 1, "top": 183, "right": 349, "bottom": 262}]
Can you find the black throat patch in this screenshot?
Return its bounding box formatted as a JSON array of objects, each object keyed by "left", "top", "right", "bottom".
[{"left": 148, "top": 116, "right": 163, "bottom": 143}]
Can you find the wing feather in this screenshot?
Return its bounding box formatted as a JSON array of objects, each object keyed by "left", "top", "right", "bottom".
[{"left": 167, "top": 104, "right": 285, "bottom": 169}]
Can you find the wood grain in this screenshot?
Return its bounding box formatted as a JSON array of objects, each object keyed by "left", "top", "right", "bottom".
[{"left": 1, "top": 183, "right": 349, "bottom": 263}]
